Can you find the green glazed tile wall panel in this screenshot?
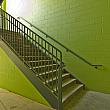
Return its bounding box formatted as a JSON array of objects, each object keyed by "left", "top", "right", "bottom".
[
  {"left": 6, "top": 0, "right": 110, "bottom": 94},
  {"left": 0, "top": 47, "right": 49, "bottom": 106},
  {"left": 1, "top": 0, "right": 6, "bottom": 11}
]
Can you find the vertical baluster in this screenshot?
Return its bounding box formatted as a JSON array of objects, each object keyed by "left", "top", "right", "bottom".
[
  {"left": 1, "top": 9, "right": 3, "bottom": 39},
  {"left": 6, "top": 14, "right": 8, "bottom": 33},
  {"left": 14, "top": 19, "right": 18, "bottom": 48},
  {"left": 23, "top": 26, "right": 26, "bottom": 59},
  {"left": 20, "top": 25, "right": 25, "bottom": 56},
  {"left": 5, "top": 13, "right": 8, "bottom": 41},
  {"left": 47, "top": 44, "right": 50, "bottom": 84},
  {"left": 13, "top": 18, "right": 15, "bottom": 49},
  {"left": 3, "top": 12, "right": 6, "bottom": 35},
  {"left": 4, "top": 13, "right": 6, "bottom": 30},
  {"left": 18, "top": 22, "right": 20, "bottom": 54},
  {"left": 12, "top": 17, "right": 14, "bottom": 49},
  {"left": 55, "top": 50, "right": 58, "bottom": 94},
  {"left": 2, "top": 11, "right": 4, "bottom": 39},
  {"left": 34, "top": 34, "right": 36, "bottom": 69},
  {"left": 41, "top": 39, "right": 44, "bottom": 81},
  {"left": 8, "top": 15, "right": 10, "bottom": 31},
  {"left": 29, "top": 30, "right": 31, "bottom": 66},
  {"left": 7, "top": 14, "right": 9, "bottom": 41},
  {"left": 31, "top": 32, "right": 34, "bottom": 69},
  {"left": 51, "top": 47, "right": 54, "bottom": 91},
  {"left": 10, "top": 17, "right": 13, "bottom": 45},
  {"left": 14, "top": 20, "right": 16, "bottom": 51},
  {"left": 3, "top": 10, "right": 5, "bottom": 38},
  {"left": 16, "top": 20, "right": 19, "bottom": 54},
  {"left": 26, "top": 28, "right": 28, "bottom": 62},
  {"left": 3, "top": 10, "right": 5, "bottom": 39},
  {"left": 34, "top": 34, "right": 37, "bottom": 74},
  {"left": 12, "top": 17, "right": 14, "bottom": 48},
  {"left": 9, "top": 15, "right": 11, "bottom": 35},
  {"left": 58, "top": 52, "right": 63, "bottom": 110},
  {"left": 11, "top": 17, "right": 13, "bottom": 48},
  {"left": 37, "top": 35, "right": 40, "bottom": 76},
  {"left": 3, "top": 12, "right": 5, "bottom": 40},
  {"left": 17, "top": 21, "right": 19, "bottom": 55},
  {"left": 44, "top": 41, "right": 47, "bottom": 84},
  {"left": 27, "top": 29, "right": 29, "bottom": 51}
]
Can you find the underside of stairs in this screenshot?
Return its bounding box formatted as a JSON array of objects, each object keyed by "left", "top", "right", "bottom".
[{"left": 0, "top": 8, "right": 85, "bottom": 110}]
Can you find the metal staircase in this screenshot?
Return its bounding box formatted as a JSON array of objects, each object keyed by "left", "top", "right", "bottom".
[{"left": 0, "top": 8, "right": 87, "bottom": 110}]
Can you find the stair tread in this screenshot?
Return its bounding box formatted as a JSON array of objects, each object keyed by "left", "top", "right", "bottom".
[
  {"left": 21, "top": 56, "right": 49, "bottom": 57},
  {"left": 62, "top": 84, "right": 84, "bottom": 103},
  {"left": 28, "top": 60, "right": 53, "bottom": 63},
  {"left": 44, "top": 73, "right": 69, "bottom": 83},
  {"left": 30, "top": 64, "right": 58, "bottom": 69},
  {"left": 38, "top": 69, "right": 59, "bottom": 76},
  {"left": 53, "top": 78, "right": 76, "bottom": 92},
  {"left": 62, "top": 78, "right": 76, "bottom": 88}
]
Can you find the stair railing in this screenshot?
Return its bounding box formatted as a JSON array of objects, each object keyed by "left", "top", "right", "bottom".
[
  {"left": 17, "top": 17, "right": 103, "bottom": 69},
  {"left": 0, "top": 8, "right": 63, "bottom": 110}
]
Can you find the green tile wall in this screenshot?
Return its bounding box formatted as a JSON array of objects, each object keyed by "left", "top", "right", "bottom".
[
  {"left": 0, "top": 47, "right": 49, "bottom": 106},
  {"left": 2, "top": 0, "right": 6, "bottom": 11},
  {"left": 6, "top": 0, "right": 110, "bottom": 94}
]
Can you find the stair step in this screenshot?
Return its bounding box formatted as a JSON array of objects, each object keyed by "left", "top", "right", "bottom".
[
  {"left": 38, "top": 69, "right": 58, "bottom": 76},
  {"left": 62, "top": 78, "right": 76, "bottom": 89},
  {"left": 15, "top": 46, "right": 39, "bottom": 50},
  {"left": 15, "top": 46, "right": 36, "bottom": 49},
  {"left": 44, "top": 73, "right": 69, "bottom": 84},
  {"left": 53, "top": 78, "right": 76, "bottom": 92},
  {"left": 15, "top": 49, "right": 38, "bottom": 54},
  {"left": 37, "top": 69, "right": 63, "bottom": 82},
  {"left": 28, "top": 60, "right": 53, "bottom": 62},
  {"left": 28, "top": 60, "right": 55, "bottom": 66},
  {"left": 7, "top": 37, "right": 23, "bottom": 40},
  {"left": 7, "top": 40, "right": 29, "bottom": 45},
  {"left": 20, "top": 55, "right": 50, "bottom": 60},
  {"left": 17, "top": 50, "right": 45, "bottom": 56},
  {"left": 30, "top": 64, "right": 58, "bottom": 73},
  {"left": 62, "top": 84, "right": 84, "bottom": 103},
  {"left": 19, "top": 47, "right": 38, "bottom": 52},
  {"left": 30, "top": 64, "right": 58, "bottom": 69},
  {"left": 45, "top": 73, "right": 70, "bottom": 90},
  {"left": 16, "top": 37, "right": 23, "bottom": 40}
]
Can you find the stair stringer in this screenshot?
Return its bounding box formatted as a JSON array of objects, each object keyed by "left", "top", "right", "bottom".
[{"left": 0, "top": 39, "right": 58, "bottom": 109}]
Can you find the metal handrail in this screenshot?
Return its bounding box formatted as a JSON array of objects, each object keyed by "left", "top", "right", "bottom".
[{"left": 17, "top": 17, "right": 103, "bottom": 69}]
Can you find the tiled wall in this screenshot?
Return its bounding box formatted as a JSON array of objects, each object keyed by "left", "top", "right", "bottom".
[
  {"left": 31, "top": 0, "right": 109, "bottom": 62},
  {"left": 7, "top": 0, "right": 110, "bottom": 94},
  {"left": 0, "top": 47, "right": 49, "bottom": 106}
]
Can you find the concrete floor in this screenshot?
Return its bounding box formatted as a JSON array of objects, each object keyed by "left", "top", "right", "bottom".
[
  {"left": 0, "top": 88, "right": 55, "bottom": 110},
  {"left": 64, "top": 91, "right": 110, "bottom": 110},
  {"left": 1, "top": 88, "right": 110, "bottom": 110}
]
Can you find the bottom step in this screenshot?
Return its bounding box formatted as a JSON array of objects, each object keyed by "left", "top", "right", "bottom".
[{"left": 62, "top": 84, "right": 84, "bottom": 103}]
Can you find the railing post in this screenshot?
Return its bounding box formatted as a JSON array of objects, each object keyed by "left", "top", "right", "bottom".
[
  {"left": 1, "top": 8, "right": 3, "bottom": 39},
  {"left": 58, "top": 53, "right": 63, "bottom": 110}
]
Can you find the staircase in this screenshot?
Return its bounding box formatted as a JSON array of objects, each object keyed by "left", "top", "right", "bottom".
[{"left": 0, "top": 8, "right": 85, "bottom": 110}]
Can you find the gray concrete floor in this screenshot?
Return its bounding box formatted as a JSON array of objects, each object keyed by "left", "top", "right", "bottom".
[
  {"left": 1, "top": 88, "right": 110, "bottom": 110},
  {"left": 0, "top": 88, "right": 55, "bottom": 110},
  {"left": 64, "top": 91, "right": 110, "bottom": 110}
]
